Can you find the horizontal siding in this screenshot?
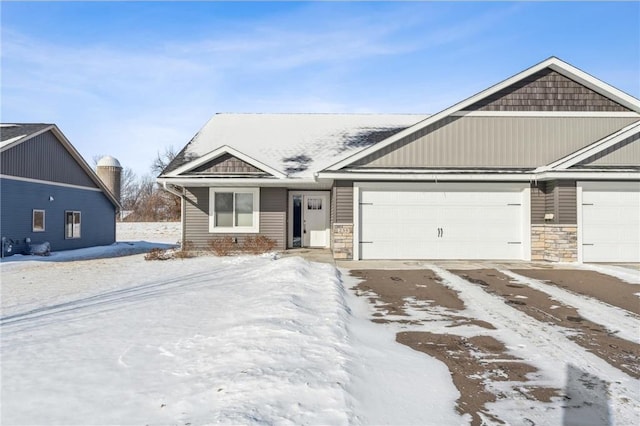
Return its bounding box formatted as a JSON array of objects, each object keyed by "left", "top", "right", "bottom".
[
  {"left": 464, "top": 68, "right": 630, "bottom": 112},
  {"left": 354, "top": 116, "right": 638, "bottom": 168},
  {"left": 1, "top": 131, "right": 98, "bottom": 188},
  {"left": 0, "top": 178, "right": 116, "bottom": 253},
  {"left": 579, "top": 133, "right": 640, "bottom": 166},
  {"left": 530, "top": 182, "right": 547, "bottom": 224},
  {"left": 183, "top": 187, "right": 286, "bottom": 251},
  {"left": 557, "top": 181, "right": 577, "bottom": 224},
  {"left": 335, "top": 181, "right": 353, "bottom": 223}
]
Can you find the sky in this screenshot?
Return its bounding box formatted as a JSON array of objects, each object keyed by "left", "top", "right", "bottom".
[{"left": 1, "top": 1, "right": 639, "bottom": 177}]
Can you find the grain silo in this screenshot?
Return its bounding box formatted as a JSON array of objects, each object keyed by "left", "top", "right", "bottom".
[{"left": 96, "top": 155, "right": 122, "bottom": 203}]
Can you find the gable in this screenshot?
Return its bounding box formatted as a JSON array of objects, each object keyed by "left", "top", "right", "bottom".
[
  {"left": 575, "top": 132, "right": 640, "bottom": 167},
  {"left": 350, "top": 116, "right": 639, "bottom": 169},
  {"left": 0, "top": 130, "right": 98, "bottom": 188},
  {"left": 463, "top": 68, "right": 630, "bottom": 112},
  {"left": 187, "top": 153, "right": 269, "bottom": 175}
]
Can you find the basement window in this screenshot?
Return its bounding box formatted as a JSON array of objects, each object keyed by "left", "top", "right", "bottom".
[
  {"left": 209, "top": 188, "right": 259, "bottom": 233},
  {"left": 33, "top": 209, "right": 45, "bottom": 232},
  {"left": 65, "top": 211, "right": 81, "bottom": 239}
]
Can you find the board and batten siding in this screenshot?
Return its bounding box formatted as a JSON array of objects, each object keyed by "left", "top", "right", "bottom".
[
  {"left": 463, "top": 68, "right": 631, "bottom": 112},
  {"left": 0, "top": 177, "right": 116, "bottom": 253},
  {"left": 331, "top": 181, "right": 353, "bottom": 224},
  {"left": 1, "top": 131, "right": 98, "bottom": 188},
  {"left": 578, "top": 133, "right": 640, "bottom": 167},
  {"left": 183, "top": 187, "right": 286, "bottom": 250},
  {"left": 352, "top": 117, "right": 638, "bottom": 169}
]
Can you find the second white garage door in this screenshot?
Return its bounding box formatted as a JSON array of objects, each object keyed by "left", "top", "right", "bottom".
[
  {"left": 358, "top": 182, "right": 528, "bottom": 260},
  {"left": 580, "top": 181, "right": 640, "bottom": 262}
]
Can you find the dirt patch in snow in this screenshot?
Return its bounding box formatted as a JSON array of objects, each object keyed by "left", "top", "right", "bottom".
[
  {"left": 350, "top": 269, "right": 493, "bottom": 329},
  {"left": 511, "top": 269, "right": 640, "bottom": 315},
  {"left": 350, "top": 269, "right": 557, "bottom": 425},
  {"left": 397, "top": 332, "right": 555, "bottom": 426},
  {"left": 451, "top": 269, "right": 640, "bottom": 379}
]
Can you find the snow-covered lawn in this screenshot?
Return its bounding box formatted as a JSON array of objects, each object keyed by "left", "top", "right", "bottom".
[
  {"left": 1, "top": 222, "right": 638, "bottom": 425},
  {"left": 1, "top": 223, "right": 461, "bottom": 425}
]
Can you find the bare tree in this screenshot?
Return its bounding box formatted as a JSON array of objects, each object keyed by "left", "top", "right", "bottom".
[{"left": 151, "top": 146, "right": 177, "bottom": 176}]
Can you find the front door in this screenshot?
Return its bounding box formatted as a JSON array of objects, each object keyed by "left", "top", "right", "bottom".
[{"left": 289, "top": 191, "right": 330, "bottom": 248}]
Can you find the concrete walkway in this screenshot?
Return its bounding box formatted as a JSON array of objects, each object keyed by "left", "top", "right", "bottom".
[{"left": 279, "top": 248, "right": 336, "bottom": 265}]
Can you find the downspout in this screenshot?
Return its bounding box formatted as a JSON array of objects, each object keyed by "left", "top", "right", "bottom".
[{"left": 162, "top": 182, "right": 186, "bottom": 248}]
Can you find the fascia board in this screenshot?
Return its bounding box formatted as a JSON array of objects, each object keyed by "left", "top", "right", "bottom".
[
  {"left": 325, "top": 57, "right": 640, "bottom": 172},
  {"left": 325, "top": 58, "right": 558, "bottom": 171},
  {"left": 0, "top": 125, "right": 54, "bottom": 153},
  {"left": 164, "top": 145, "right": 287, "bottom": 179},
  {"left": 543, "top": 121, "right": 640, "bottom": 171},
  {"left": 546, "top": 60, "right": 640, "bottom": 113},
  {"left": 49, "top": 125, "right": 123, "bottom": 210},
  {"left": 319, "top": 170, "right": 640, "bottom": 182},
  {"left": 157, "top": 177, "right": 323, "bottom": 187}
]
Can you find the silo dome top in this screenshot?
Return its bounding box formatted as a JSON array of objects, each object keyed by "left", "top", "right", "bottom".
[{"left": 97, "top": 155, "right": 122, "bottom": 168}]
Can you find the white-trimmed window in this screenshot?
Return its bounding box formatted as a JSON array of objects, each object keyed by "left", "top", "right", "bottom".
[
  {"left": 209, "top": 188, "right": 260, "bottom": 233},
  {"left": 65, "top": 211, "right": 81, "bottom": 239},
  {"left": 33, "top": 209, "right": 45, "bottom": 232}
]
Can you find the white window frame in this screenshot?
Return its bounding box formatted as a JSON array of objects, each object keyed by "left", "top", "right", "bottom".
[
  {"left": 32, "top": 209, "right": 45, "bottom": 232},
  {"left": 209, "top": 188, "right": 260, "bottom": 233},
  {"left": 65, "top": 210, "right": 81, "bottom": 239}
]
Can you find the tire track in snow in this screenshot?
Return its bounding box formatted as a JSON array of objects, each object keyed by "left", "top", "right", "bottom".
[
  {"left": 428, "top": 265, "right": 640, "bottom": 426},
  {"left": 499, "top": 269, "right": 639, "bottom": 344}
]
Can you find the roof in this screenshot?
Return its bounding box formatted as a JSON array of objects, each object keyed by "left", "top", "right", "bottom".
[
  {"left": 0, "top": 123, "right": 122, "bottom": 210},
  {"left": 161, "top": 113, "right": 428, "bottom": 178},
  {"left": 0, "top": 123, "right": 52, "bottom": 148},
  {"left": 326, "top": 57, "right": 640, "bottom": 171}
]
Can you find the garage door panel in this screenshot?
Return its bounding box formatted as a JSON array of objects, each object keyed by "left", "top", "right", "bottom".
[
  {"left": 359, "top": 185, "right": 525, "bottom": 260},
  {"left": 581, "top": 184, "right": 640, "bottom": 262}
]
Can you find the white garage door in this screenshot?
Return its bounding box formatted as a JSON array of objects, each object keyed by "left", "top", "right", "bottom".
[
  {"left": 580, "top": 181, "right": 640, "bottom": 262},
  {"left": 358, "top": 183, "right": 527, "bottom": 260}
]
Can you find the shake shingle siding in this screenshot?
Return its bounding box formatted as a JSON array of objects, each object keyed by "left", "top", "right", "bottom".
[
  {"left": 183, "top": 187, "right": 286, "bottom": 250},
  {"left": 463, "top": 68, "right": 631, "bottom": 112},
  {"left": 190, "top": 153, "right": 267, "bottom": 174},
  {"left": 1, "top": 131, "right": 98, "bottom": 188},
  {"left": 0, "top": 178, "right": 115, "bottom": 253}
]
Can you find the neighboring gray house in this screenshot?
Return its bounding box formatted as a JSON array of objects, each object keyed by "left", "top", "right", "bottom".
[
  {"left": 0, "top": 124, "right": 121, "bottom": 255},
  {"left": 158, "top": 57, "right": 640, "bottom": 263}
]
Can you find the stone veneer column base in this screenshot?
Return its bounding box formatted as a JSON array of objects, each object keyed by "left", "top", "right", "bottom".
[
  {"left": 332, "top": 223, "right": 353, "bottom": 260},
  {"left": 531, "top": 224, "right": 578, "bottom": 262}
]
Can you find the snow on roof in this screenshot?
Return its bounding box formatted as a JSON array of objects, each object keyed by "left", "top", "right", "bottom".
[
  {"left": 164, "top": 113, "right": 429, "bottom": 178},
  {"left": 0, "top": 123, "right": 52, "bottom": 142}
]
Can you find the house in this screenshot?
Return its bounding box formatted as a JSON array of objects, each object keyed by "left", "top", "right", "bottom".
[
  {"left": 0, "top": 124, "right": 121, "bottom": 255},
  {"left": 158, "top": 57, "right": 640, "bottom": 263}
]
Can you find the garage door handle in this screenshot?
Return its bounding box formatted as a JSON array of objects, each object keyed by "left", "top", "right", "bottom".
[
  {"left": 583, "top": 243, "right": 595, "bottom": 246},
  {"left": 582, "top": 203, "right": 594, "bottom": 206},
  {"left": 507, "top": 242, "right": 521, "bottom": 244}
]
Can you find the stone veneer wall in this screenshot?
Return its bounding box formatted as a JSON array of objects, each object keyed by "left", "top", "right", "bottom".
[
  {"left": 332, "top": 223, "right": 353, "bottom": 260},
  {"left": 531, "top": 224, "right": 578, "bottom": 262}
]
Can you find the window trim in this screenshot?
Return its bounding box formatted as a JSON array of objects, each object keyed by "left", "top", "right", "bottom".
[
  {"left": 209, "top": 187, "right": 260, "bottom": 233},
  {"left": 32, "top": 209, "right": 46, "bottom": 232},
  {"left": 65, "top": 210, "right": 82, "bottom": 239}
]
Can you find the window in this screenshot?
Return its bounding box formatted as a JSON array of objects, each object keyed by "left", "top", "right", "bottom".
[
  {"left": 65, "top": 211, "right": 81, "bottom": 239},
  {"left": 209, "top": 188, "right": 259, "bottom": 233},
  {"left": 33, "top": 210, "right": 45, "bottom": 232}
]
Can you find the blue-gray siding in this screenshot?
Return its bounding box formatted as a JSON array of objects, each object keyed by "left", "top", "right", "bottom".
[
  {"left": 1, "top": 131, "right": 98, "bottom": 188},
  {"left": 0, "top": 178, "right": 116, "bottom": 254}
]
